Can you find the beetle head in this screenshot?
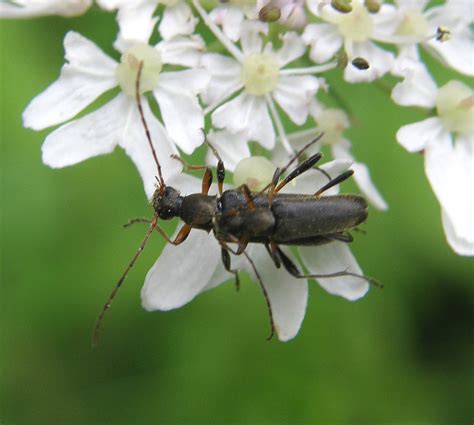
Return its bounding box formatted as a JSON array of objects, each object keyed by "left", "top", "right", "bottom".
[{"left": 152, "top": 186, "right": 182, "bottom": 220}]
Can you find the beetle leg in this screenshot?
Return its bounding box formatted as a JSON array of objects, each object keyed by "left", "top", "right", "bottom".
[
  {"left": 170, "top": 154, "right": 215, "bottom": 195},
  {"left": 203, "top": 133, "right": 226, "bottom": 195},
  {"left": 155, "top": 223, "right": 192, "bottom": 245},
  {"left": 235, "top": 184, "right": 256, "bottom": 209},
  {"left": 314, "top": 170, "right": 354, "bottom": 197},
  {"left": 274, "top": 152, "right": 323, "bottom": 193},
  {"left": 220, "top": 243, "right": 240, "bottom": 291},
  {"left": 123, "top": 217, "right": 152, "bottom": 228},
  {"left": 267, "top": 167, "right": 281, "bottom": 206},
  {"left": 275, "top": 245, "right": 383, "bottom": 288},
  {"left": 265, "top": 241, "right": 281, "bottom": 268}
]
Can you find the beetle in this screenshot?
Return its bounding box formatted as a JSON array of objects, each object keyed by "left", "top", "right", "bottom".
[{"left": 92, "top": 61, "right": 379, "bottom": 345}]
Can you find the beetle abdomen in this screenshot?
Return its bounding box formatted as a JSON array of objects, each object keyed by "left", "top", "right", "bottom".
[{"left": 271, "top": 195, "right": 368, "bottom": 244}]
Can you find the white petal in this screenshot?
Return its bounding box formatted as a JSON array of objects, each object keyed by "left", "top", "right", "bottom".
[
  {"left": 351, "top": 163, "right": 388, "bottom": 210},
  {"left": 280, "top": 159, "right": 352, "bottom": 195},
  {"left": 426, "top": 35, "right": 474, "bottom": 77},
  {"left": 245, "top": 245, "right": 308, "bottom": 342},
  {"left": 0, "top": 0, "right": 91, "bottom": 17},
  {"left": 206, "top": 130, "right": 250, "bottom": 171},
  {"left": 212, "top": 93, "right": 275, "bottom": 149},
  {"left": 117, "top": 97, "right": 182, "bottom": 199},
  {"left": 41, "top": 94, "right": 125, "bottom": 168},
  {"left": 159, "top": 2, "right": 197, "bottom": 40},
  {"left": 391, "top": 61, "right": 437, "bottom": 108},
  {"left": 157, "top": 35, "right": 206, "bottom": 68},
  {"left": 275, "top": 32, "right": 306, "bottom": 66},
  {"left": 167, "top": 173, "right": 202, "bottom": 196},
  {"left": 200, "top": 53, "right": 242, "bottom": 105},
  {"left": 331, "top": 141, "right": 388, "bottom": 210},
  {"left": 273, "top": 75, "right": 319, "bottom": 125},
  {"left": 442, "top": 210, "right": 474, "bottom": 256},
  {"left": 210, "top": 5, "right": 244, "bottom": 42},
  {"left": 344, "top": 41, "right": 394, "bottom": 83},
  {"left": 425, "top": 134, "right": 474, "bottom": 253},
  {"left": 113, "top": 0, "right": 158, "bottom": 52},
  {"left": 240, "top": 21, "right": 267, "bottom": 55},
  {"left": 302, "top": 23, "right": 342, "bottom": 63},
  {"left": 141, "top": 230, "right": 221, "bottom": 311},
  {"left": 154, "top": 69, "right": 209, "bottom": 154},
  {"left": 23, "top": 31, "right": 117, "bottom": 130},
  {"left": 396, "top": 117, "right": 444, "bottom": 152},
  {"left": 299, "top": 242, "right": 369, "bottom": 301}
]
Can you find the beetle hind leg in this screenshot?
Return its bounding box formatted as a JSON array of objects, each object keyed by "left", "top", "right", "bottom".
[
  {"left": 273, "top": 244, "right": 382, "bottom": 288},
  {"left": 220, "top": 244, "right": 240, "bottom": 291}
]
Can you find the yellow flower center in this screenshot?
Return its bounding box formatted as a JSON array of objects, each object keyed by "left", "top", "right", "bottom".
[
  {"left": 233, "top": 156, "right": 276, "bottom": 191},
  {"left": 436, "top": 81, "right": 474, "bottom": 135},
  {"left": 396, "top": 10, "right": 428, "bottom": 38},
  {"left": 116, "top": 43, "right": 162, "bottom": 97},
  {"left": 241, "top": 53, "right": 280, "bottom": 96},
  {"left": 336, "top": 1, "right": 373, "bottom": 42}
]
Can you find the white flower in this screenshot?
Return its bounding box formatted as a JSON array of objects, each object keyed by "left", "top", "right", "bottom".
[
  {"left": 23, "top": 31, "right": 210, "bottom": 198},
  {"left": 393, "top": 61, "right": 474, "bottom": 255},
  {"left": 304, "top": 0, "right": 396, "bottom": 82},
  {"left": 195, "top": 0, "right": 330, "bottom": 154},
  {"left": 0, "top": 0, "right": 91, "bottom": 18},
  {"left": 384, "top": 0, "right": 474, "bottom": 76},
  {"left": 141, "top": 158, "right": 371, "bottom": 341},
  {"left": 96, "top": 0, "right": 199, "bottom": 47}
]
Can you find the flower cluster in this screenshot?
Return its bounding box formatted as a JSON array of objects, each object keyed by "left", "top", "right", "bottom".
[{"left": 2, "top": 0, "right": 473, "bottom": 339}]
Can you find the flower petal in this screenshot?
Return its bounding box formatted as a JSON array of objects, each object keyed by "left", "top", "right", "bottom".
[
  {"left": 200, "top": 53, "right": 242, "bottom": 105},
  {"left": 205, "top": 130, "right": 250, "bottom": 171},
  {"left": 331, "top": 140, "right": 388, "bottom": 210},
  {"left": 275, "top": 31, "right": 306, "bottom": 66},
  {"left": 396, "top": 117, "right": 444, "bottom": 152},
  {"left": 344, "top": 41, "right": 394, "bottom": 83},
  {"left": 23, "top": 31, "right": 117, "bottom": 130},
  {"left": 141, "top": 229, "right": 221, "bottom": 311},
  {"left": 426, "top": 35, "right": 474, "bottom": 77},
  {"left": 299, "top": 242, "right": 370, "bottom": 301},
  {"left": 154, "top": 69, "right": 209, "bottom": 154},
  {"left": 157, "top": 35, "right": 206, "bottom": 68},
  {"left": 210, "top": 5, "right": 244, "bottom": 42},
  {"left": 442, "top": 209, "right": 474, "bottom": 256},
  {"left": 117, "top": 96, "right": 182, "bottom": 199},
  {"left": 212, "top": 93, "right": 275, "bottom": 149},
  {"left": 245, "top": 245, "right": 308, "bottom": 342},
  {"left": 112, "top": 0, "right": 158, "bottom": 52},
  {"left": 41, "top": 94, "right": 125, "bottom": 169},
  {"left": 240, "top": 20, "right": 267, "bottom": 55},
  {"left": 273, "top": 75, "right": 319, "bottom": 125},
  {"left": 159, "top": 1, "right": 197, "bottom": 40},
  {"left": 0, "top": 0, "right": 91, "bottom": 18},
  {"left": 391, "top": 60, "right": 437, "bottom": 108},
  {"left": 302, "top": 23, "right": 342, "bottom": 63},
  {"left": 425, "top": 133, "right": 474, "bottom": 254}
]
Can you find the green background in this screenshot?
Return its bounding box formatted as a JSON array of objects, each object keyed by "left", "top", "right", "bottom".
[{"left": 1, "top": 6, "right": 472, "bottom": 425}]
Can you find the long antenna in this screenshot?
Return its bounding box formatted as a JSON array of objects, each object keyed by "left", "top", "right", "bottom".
[
  {"left": 135, "top": 60, "right": 166, "bottom": 190},
  {"left": 92, "top": 218, "right": 158, "bottom": 347}
]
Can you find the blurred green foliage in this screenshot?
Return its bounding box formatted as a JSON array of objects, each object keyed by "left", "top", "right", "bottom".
[{"left": 0, "top": 6, "right": 472, "bottom": 425}]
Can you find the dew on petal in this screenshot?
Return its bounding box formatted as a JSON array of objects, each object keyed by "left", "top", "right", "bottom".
[
  {"left": 436, "top": 81, "right": 474, "bottom": 135},
  {"left": 116, "top": 43, "right": 163, "bottom": 97},
  {"left": 241, "top": 53, "right": 280, "bottom": 96},
  {"left": 233, "top": 156, "right": 276, "bottom": 191}
]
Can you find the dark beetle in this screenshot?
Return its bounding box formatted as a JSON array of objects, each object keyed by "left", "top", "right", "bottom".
[{"left": 92, "top": 63, "right": 378, "bottom": 345}]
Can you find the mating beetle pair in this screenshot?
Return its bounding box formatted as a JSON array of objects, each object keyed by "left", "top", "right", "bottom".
[{"left": 92, "top": 62, "right": 379, "bottom": 345}]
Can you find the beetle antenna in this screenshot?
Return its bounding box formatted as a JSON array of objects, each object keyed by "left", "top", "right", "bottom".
[
  {"left": 92, "top": 218, "right": 158, "bottom": 347},
  {"left": 135, "top": 61, "right": 166, "bottom": 191},
  {"left": 242, "top": 251, "right": 275, "bottom": 341}
]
